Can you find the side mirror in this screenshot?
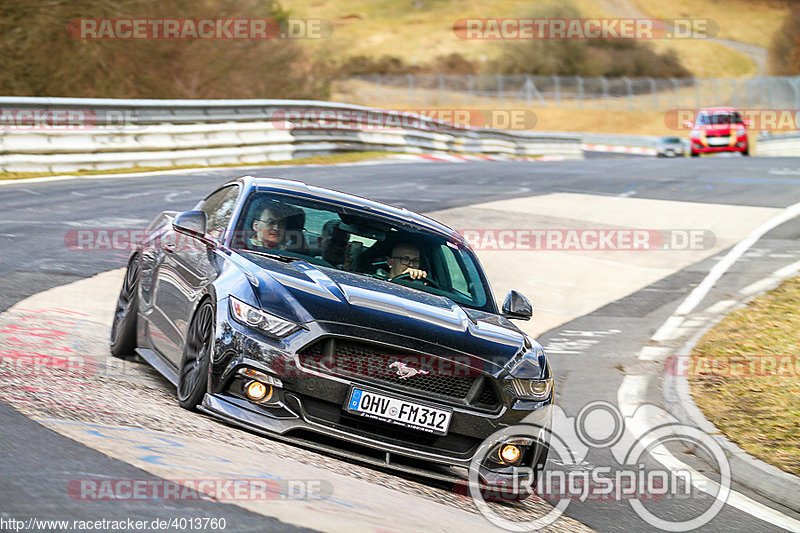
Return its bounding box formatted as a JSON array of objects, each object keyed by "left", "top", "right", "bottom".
[
  {"left": 502, "top": 290, "right": 532, "bottom": 320},
  {"left": 173, "top": 210, "right": 207, "bottom": 237}
]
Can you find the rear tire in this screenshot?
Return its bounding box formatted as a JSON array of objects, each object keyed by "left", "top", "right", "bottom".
[
  {"left": 110, "top": 256, "right": 140, "bottom": 358},
  {"left": 690, "top": 151, "right": 699, "bottom": 157},
  {"left": 178, "top": 300, "right": 214, "bottom": 410},
  {"left": 743, "top": 145, "right": 750, "bottom": 156}
]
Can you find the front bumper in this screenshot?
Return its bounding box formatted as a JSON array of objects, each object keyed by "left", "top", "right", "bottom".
[
  {"left": 691, "top": 135, "right": 747, "bottom": 153},
  {"left": 207, "top": 301, "right": 553, "bottom": 484}
]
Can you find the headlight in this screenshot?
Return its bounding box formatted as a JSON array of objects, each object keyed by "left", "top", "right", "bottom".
[
  {"left": 510, "top": 378, "right": 553, "bottom": 401},
  {"left": 229, "top": 296, "right": 300, "bottom": 339},
  {"left": 508, "top": 344, "right": 545, "bottom": 379},
  {"left": 507, "top": 343, "right": 553, "bottom": 400},
  {"left": 736, "top": 127, "right": 746, "bottom": 136}
]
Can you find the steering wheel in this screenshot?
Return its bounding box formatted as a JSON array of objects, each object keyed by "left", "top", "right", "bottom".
[{"left": 391, "top": 272, "right": 444, "bottom": 290}]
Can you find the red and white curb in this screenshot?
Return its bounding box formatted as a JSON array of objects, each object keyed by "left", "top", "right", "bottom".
[{"left": 389, "top": 154, "right": 567, "bottom": 163}]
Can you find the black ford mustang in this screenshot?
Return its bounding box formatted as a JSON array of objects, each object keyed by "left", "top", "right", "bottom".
[{"left": 111, "top": 176, "right": 553, "bottom": 497}]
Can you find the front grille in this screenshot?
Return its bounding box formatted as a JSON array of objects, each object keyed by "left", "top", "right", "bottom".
[{"left": 297, "top": 338, "right": 499, "bottom": 408}]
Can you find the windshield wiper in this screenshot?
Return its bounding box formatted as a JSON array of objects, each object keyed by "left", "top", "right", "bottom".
[{"left": 241, "top": 250, "right": 301, "bottom": 263}]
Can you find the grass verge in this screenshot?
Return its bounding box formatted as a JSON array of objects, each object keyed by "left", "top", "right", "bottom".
[
  {"left": 0, "top": 151, "right": 400, "bottom": 182},
  {"left": 633, "top": 0, "right": 788, "bottom": 49},
  {"left": 690, "top": 274, "right": 800, "bottom": 476}
]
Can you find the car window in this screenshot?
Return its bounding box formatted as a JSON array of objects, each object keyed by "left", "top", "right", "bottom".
[
  {"left": 695, "top": 112, "right": 710, "bottom": 125},
  {"left": 712, "top": 113, "right": 732, "bottom": 125},
  {"left": 199, "top": 185, "right": 239, "bottom": 239},
  {"left": 232, "top": 192, "right": 494, "bottom": 312}
]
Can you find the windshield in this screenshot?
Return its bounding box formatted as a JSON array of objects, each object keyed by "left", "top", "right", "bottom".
[
  {"left": 231, "top": 192, "right": 493, "bottom": 311},
  {"left": 696, "top": 111, "right": 742, "bottom": 126}
]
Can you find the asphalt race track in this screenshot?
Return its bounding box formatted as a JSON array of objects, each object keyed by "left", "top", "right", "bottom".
[{"left": 2, "top": 156, "right": 800, "bottom": 532}]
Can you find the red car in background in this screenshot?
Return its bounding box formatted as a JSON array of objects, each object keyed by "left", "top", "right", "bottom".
[{"left": 686, "top": 107, "right": 749, "bottom": 157}]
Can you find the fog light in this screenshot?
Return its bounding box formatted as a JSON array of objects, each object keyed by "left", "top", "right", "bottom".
[
  {"left": 245, "top": 380, "right": 272, "bottom": 402},
  {"left": 499, "top": 444, "right": 521, "bottom": 464}
]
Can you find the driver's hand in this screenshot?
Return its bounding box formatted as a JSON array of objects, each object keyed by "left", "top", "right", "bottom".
[{"left": 403, "top": 267, "right": 427, "bottom": 280}]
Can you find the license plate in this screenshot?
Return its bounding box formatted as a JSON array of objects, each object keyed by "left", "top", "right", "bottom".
[
  {"left": 345, "top": 387, "right": 452, "bottom": 435},
  {"left": 707, "top": 136, "right": 730, "bottom": 146}
]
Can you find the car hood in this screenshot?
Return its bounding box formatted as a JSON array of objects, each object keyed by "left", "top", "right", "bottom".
[
  {"left": 695, "top": 124, "right": 736, "bottom": 135},
  {"left": 241, "top": 255, "right": 526, "bottom": 370}
]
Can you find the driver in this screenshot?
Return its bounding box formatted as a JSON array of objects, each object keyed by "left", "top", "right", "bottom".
[
  {"left": 250, "top": 205, "right": 287, "bottom": 250},
  {"left": 387, "top": 242, "right": 427, "bottom": 280}
]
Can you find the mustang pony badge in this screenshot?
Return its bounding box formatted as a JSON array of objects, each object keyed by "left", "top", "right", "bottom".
[{"left": 388, "top": 361, "right": 430, "bottom": 379}]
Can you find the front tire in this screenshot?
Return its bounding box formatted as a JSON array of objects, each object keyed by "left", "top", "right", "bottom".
[
  {"left": 178, "top": 300, "right": 214, "bottom": 410},
  {"left": 110, "top": 256, "right": 140, "bottom": 358}
]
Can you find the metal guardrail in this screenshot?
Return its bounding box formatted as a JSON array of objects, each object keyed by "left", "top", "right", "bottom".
[
  {"left": 344, "top": 75, "right": 800, "bottom": 111},
  {"left": 756, "top": 132, "right": 800, "bottom": 156},
  {"left": 0, "top": 97, "right": 584, "bottom": 173}
]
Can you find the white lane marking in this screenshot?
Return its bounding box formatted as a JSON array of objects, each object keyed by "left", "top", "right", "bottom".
[
  {"left": 739, "top": 277, "right": 781, "bottom": 297},
  {"left": 544, "top": 329, "right": 621, "bottom": 355},
  {"left": 772, "top": 258, "right": 800, "bottom": 278},
  {"left": 0, "top": 176, "right": 75, "bottom": 185},
  {"left": 650, "top": 315, "right": 685, "bottom": 343},
  {"left": 624, "top": 201, "right": 800, "bottom": 528},
  {"left": 651, "top": 200, "right": 800, "bottom": 342},
  {"left": 100, "top": 191, "right": 157, "bottom": 200},
  {"left": 164, "top": 190, "right": 192, "bottom": 203},
  {"left": 637, "top": 346, "right": 670, "bottom": 361},
  {"left": 702, "top": 299, "right": 736, "bottom": 316},
  {"left": 739, "top": 259, "right": 800, "bottom": 296},
  {"left": 618, "top": 375, "right": 650, "bottom": 417},
  {"left": 0, "top": 158, "right": 431, "bottom": 187},
  {"left": 619, "top": 382, "right": 800, "bottom": 532}
]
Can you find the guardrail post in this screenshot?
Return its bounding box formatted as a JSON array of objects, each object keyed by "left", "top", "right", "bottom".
[
  {"left": 671, "top": 78, "right": 678, "bottom": 108},
  {"left": 407, "top": 74, "right": 414, "bottom": 105},
  {"left": 438, "top": 74, "right": 445, "bottom": 103},
  {"left": 623, "top": 77, "right": 632, "bottom": 110},
  {"left": 553, "top": 75, "right": 560, "bottom": 106},
  {"left": 791, "top": 78, "right": 800, "bottom": 110},
  {"left": 650, "top": 78, "right": 657, "bottom": 110},
  {"left": 496, "top": 74, "right": 504, "bottom": 104},
  {"left": 601, "top": 76, "right": 609, "bottom": 109},
  {"left": 467, "top": 74, "right": 475, "bottom": 104},
  {"left": 374, "top": 74, "right": 382, "bottom": 103},
  {"left": 694, "top": 77, "right": 700, "bottom": 108},
  {"left": 524, "top": 75, "right": 532, "bottom": 104},
  {"left": 577, "top": 75, "right": 584, "bottom": 109}
]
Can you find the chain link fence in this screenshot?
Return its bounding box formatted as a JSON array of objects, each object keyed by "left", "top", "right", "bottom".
[{"left": 339, "top": 75, "right": 800, "bottom": 111}]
